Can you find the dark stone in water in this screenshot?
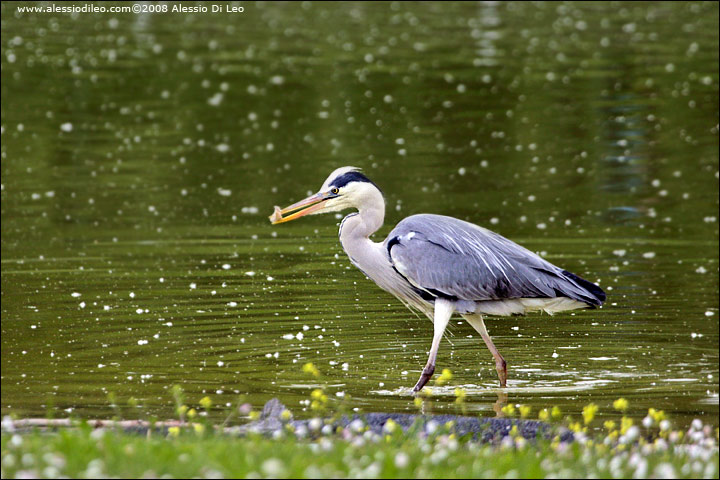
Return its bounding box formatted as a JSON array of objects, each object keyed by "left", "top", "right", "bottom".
[{"left": 234, "top": 398, "right": 573, "bottom": 443}]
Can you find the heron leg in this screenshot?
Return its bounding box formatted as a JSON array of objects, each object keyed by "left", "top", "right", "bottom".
[
  {"left": 413, "top": 299, "right": 454, "bottom": 392},
  {"left": 465, "top": 315, "right": 507, "bottom": 387}
]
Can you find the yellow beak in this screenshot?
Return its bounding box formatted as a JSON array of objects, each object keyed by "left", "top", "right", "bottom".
[{"left": 269, "top": 192, "right": 330, "bottom": 224}]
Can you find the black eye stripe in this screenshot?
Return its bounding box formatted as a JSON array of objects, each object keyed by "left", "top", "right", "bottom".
[{"left": 330, "top": 171, "right": 382, "bottom": 193}]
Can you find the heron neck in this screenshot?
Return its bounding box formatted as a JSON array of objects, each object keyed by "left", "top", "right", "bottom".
[{"left": 338, "top": 194, "right": 385, "bottom": 251}]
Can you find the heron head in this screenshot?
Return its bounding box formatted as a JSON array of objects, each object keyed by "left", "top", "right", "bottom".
[{"left": 270, "top": 166, "right": 381, "bottom": 224}]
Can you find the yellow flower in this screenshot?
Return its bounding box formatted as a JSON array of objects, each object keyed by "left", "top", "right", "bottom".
[
  {"left": 538, "top": 409, "right": 550, "bottom": 421},
  {"left": 501, "top": 404, "right": 516, "bottom": 416},
  {"left": 176, "top": 405, "right": 188, "bottom": 417},
  {"left": 193, "top": 423, "right": 205, "bottom": 435},
  {"left": 613, "top": 398, "right": 629, "bottom": 412},
  {"left": 384, "top": 419, "right": 398, "bottom": 433},
  {"left": 249, "top": 410, "right": 260, "bottom": 421},
  {"left": 187, "top": 408, "right": 197, "bottom": 419},
  {"left": 583, "top": 403, "right": 598, "bottom": 425},
  {"left": 280, "top": 410, "right": 292, "bottom": 422},
  {"left": 302, "top": 362, "right": 320, "bottom": 378},
  {"left": 648, "top": 408, "right": 666, "bottom": 422},
  {"left": 519, "top": 405, "right": 532, "bottom": 419},
  {"left": 509, "top": 425, "right": 519, "bottom": 437},
  {"left": 551, "top": 406, "right": 562, "bottom": 420},
  {"left": 569, "top": 421, "right": 584, "bottom": 433},
  {"left": 199, "top": 396, "right": 212, "bottom": 410},
  {"left": 620, "top": 416, "right": 633, "bottom": 435},
  {"left": 413, "top": 397, "right": 424, "bottom": 409},
  {"left": 311, "top": 389, "right": 324, "bottom": 401},
  {"left": 454, "top": 388, "right": 467, "bottom": 403},
  {"left": 604, "top": 420, "right": 616, "bottom": 431},
  {"left": 436, "top": 369, "right": 453, "bottom": 386},
  {"left": 168, "top": 426, "right": 180, "bottom": 437}
]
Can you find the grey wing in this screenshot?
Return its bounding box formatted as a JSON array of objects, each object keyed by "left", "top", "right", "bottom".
[{"left": 384, "top": 214, "right": 605, "bottom": 306}]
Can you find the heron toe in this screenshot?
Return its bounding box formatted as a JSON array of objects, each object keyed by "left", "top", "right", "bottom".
[{"left": 413, "top": 365, "right": 435, "bottom": 392}]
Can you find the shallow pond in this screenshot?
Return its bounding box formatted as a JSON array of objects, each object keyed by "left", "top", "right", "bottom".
[{"left": 1, "top": 2, "right": 718, "bottom": 428}]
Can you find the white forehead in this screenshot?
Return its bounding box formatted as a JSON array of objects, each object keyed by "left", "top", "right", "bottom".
[{"left": 320, "top": 166, "right": 361, "bottom": 190}]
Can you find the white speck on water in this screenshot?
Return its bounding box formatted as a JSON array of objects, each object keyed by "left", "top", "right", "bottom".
[
  {"left": 282, "top": 334, "right": 294, "bottom": 340},
  {"left": 241, "top": 206, "right": 259, "bottom": 214},
  {"left": 222, "top": 264, "right": 231, "bottom": 270},
  {"left": 207, "top": 92, "right": 223, "bottom": 106},
  {"left": 303, "top": 325, "right": 310, "bottom": 331},
  {"left": 71, "top": 292, "right": 81, "bottom": 298},
  {"left": 60, "top": 122, "right": 73, "bottom": 132},
  {"left": 98, "top": 364, "right": 105, "bottom": 368},
  {"left": 705, "top": 311, "right": 715, "bottom": 317},
  {"left": 217, "top": 361, "right": 224, "bottom": 367},
  {"left": 227, "top": 301, "right": 237, "bottom": 307},
  {"left": 137, "top": 339, "right": 148, "bottom": 345},
  {"left": 642, "top": 252, "right": 656, "bottom": 259},
  {"left": 245, "top": 271, "right": 255, "bottom": 277},
  {"left": 266, "top": 276, "right": 274, "bottom": 281},
  {"left": 79, "top": 302, "right": 86, "bottom": 309},
  {"left": 216, "top": 143, "right": 230, "bottom": 153},
  {"left": 217, "top": 187, "right": 232, "bottom": 197},
  {"left": 458, "top": 167, "right": 466, "bottom": 175},
  {"left": 135, "top": 308, "right": 143, "bottom": 314},
  {"left": 270, "top": 75, "right": 285, "bottom": 85},
  {"left": 383, "top": 94, "right": 394, "bottom": 103},
  {"left": 695, "top": 266, "right": 707, "bottom": 274},
  {"left": 613, "top": 249, "right": 627, "bottom": 257},
  {"left": 129, "top": 292, "right": 135, "bottom": 298},
  {"left": 536, "top": 223, "right": 547, "bottom": 230},
  {"left": 189, "top": 283, "right": 197, "bottom": 289},
  {"left": 552, "top": 351, "right": 559, "bottom": 358}
]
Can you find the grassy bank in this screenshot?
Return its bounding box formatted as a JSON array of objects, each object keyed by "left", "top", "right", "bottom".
[
  {"left": 2, "top": 379, "right": 718, "bottom": 478},
  {"left": 2, "top": 411, "right": 718, "bottom": 478}
]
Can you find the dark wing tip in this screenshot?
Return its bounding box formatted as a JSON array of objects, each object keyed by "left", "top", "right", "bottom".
[{"left": 562, "top": 270, "right": 607, "bottom": 306}]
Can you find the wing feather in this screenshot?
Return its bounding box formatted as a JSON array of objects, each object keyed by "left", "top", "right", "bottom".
[{"left": 384, "top": 214, "right": 604, "bottom": 306}]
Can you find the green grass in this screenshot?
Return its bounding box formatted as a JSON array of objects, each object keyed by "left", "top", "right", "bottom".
[
  {"left": 2, "top": 418, "right": 718, "bottom": 478},
  {"left": 2, "top": 384, "right": 718, "bottom": 478}
]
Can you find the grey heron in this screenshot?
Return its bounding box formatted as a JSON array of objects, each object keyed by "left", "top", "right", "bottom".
[{"left": 270, "top": 167, "right": 606, "bottom": 391}]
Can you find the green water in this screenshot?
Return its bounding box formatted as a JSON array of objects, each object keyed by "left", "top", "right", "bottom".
[{"left": 1, "top": 1, "right": 718, "bottom": 428}]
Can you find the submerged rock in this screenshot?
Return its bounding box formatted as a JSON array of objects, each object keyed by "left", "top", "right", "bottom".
[{"left": 231, "top": 398, "right": 573, "bottom": 443}]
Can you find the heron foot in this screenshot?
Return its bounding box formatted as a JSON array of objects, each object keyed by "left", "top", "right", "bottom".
[
  {"left": 495, "top": 357, "right": 507, "bottom": 387},
  {"left": 412, "top": 365, "right": 435, "bottom": 392}
]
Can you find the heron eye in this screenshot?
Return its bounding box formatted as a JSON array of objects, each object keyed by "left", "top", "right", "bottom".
[{"left": 331, "top": 187, "right": 339, "bottom": 195}]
